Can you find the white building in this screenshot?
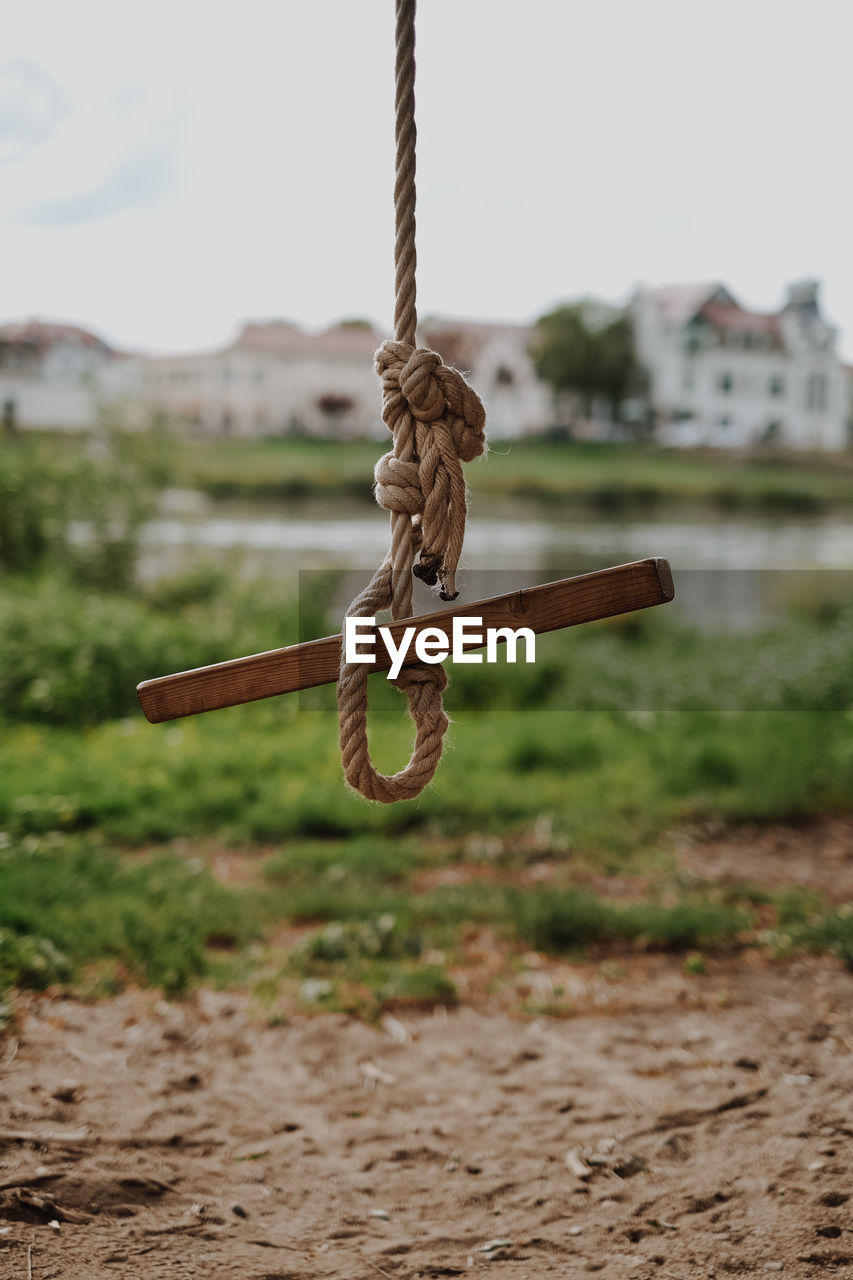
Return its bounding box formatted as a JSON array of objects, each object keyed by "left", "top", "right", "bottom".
[
  {"left": 0, "top": 319, "right": 136, "bottom": 431},
  {"left": 140, "top": 317, "right": 552, "bottom": 441},
  {"left": 141, "top": 321, "right": 387, "bottom": 439},
  {"left": 6, "top": 292, "right": 849, "bottom": 449},
  {"left": 420, "top": 318, "right": 552, "bottom": 438},
  {"left": 632, "top": 280, "right": 848, "bottom": 450}
]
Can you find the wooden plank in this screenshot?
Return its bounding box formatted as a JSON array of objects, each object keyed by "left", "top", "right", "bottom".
[{"left": 137, "top": 557, "right": 674, "bottom": 724}]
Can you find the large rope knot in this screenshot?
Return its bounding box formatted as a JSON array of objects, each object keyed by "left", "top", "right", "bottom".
[
  {"left": 376, "top": 340, "right": 486, "bottom": 458},
  {"left": 399, "top": 347, "right": 445, "bottom": 421},
  {"left": 374, "top": 339, "right": 486, "bottom": 602}
]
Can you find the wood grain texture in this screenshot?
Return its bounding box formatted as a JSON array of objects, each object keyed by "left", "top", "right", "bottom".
[{"left": 137, "top": 557, "right": 674, "bottom": 724}]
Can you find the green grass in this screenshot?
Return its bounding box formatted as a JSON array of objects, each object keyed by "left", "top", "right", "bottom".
[
  {"left": 509, "top": 888, "right": 750, "bottom": 954},
  {"left": 0, "top": 836, "right": 258, "bottom": 997},
  {"left": 166, "top": 435, "right": 853, "bottom": 513},
  {"left": 2, "top": 707, "right": 849, "bottom": 851},
  {"left": 17, "top": 428, "right": 853, "bottom": 514}
]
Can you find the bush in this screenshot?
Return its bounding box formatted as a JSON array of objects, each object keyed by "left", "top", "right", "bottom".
[
  {"left": 0, "top": 836, "right": 258, "bottom": 996},
  {"left": 0, "top": 572, "right": 316, "bottom": 726},
  {"left": 510, "top": 888, "right": 749, "bottom": 955},
  {"left": 0, "top": 424, "right": 170, "bottom": 588},
  {"left": 0, "top": 928, "right": 71, "bottom": 991}
]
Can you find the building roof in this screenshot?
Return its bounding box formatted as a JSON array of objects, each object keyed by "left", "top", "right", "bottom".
[
  {"left": 648, "top": 284, "right": 786, "bottom": 348},
  {"left": 699, "top": 300, "right": 782, "bottom": 343},
  {"left": 649, "top": 283, "right": 725, "bottom": 324},
  {"left": 234, "top": 321, "right": 383, "bottom": 360},
  {"left": 0, "top": 318, "right": 113, "bottom": 355},
  {"left": 420, "top": 317, "right": 534, "bottom": 370}
]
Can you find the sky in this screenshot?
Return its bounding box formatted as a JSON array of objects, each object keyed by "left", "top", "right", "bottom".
[{"left": 2, "top": 0, "right": 852, "bottom": 358}]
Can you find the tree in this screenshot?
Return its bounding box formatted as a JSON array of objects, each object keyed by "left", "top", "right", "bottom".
[{"left": 530, "top": 300, "right": 642, "bottom": 424}]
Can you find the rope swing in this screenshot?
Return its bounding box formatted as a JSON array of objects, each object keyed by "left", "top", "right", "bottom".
[
  {"left": 135, "top": 5, "right": 674, "bottom": 804},
  {"left": 336, "top": 0, "right": 487, "bottom": 803}
]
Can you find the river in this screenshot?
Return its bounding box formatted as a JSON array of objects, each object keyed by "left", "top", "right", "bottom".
[{"left": 139, "top": 491, "right": 853, "bottom": 629}]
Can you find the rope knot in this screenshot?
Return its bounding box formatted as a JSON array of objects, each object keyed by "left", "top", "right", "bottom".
[
  {"left": 375, "top": 341, "right": 487, "bottom": 461},
  {"left": 372, "top": 337, "right": 487, "bottom": 607},
  {"left": 399, "top": 348, "right": 445, "bottom": 421},
  {"left": 373, "top": 452, "right": 422, "bottom": 516}
]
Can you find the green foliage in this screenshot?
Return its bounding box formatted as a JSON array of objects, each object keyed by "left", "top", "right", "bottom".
[
  {"left": 263, "top": 837, "right": 423, "bottom": 886},
  {"left": 288, "top": 917, "right": 456, "bottom": 1014},
  {"left": 0, "top": 703, "right": 850, "bottom": 855},
  {"left": 530, "top": 302, "right": 642, "bottom": 418},
  {"left": 0, "top": 424, "right": 170, "bottom": 588},
  {"left": 0, "top": 508, "right": 851, "bottom": 1010},
  {"left": 0, "top": 568, "right": 329, "bottom": 726},
  {"left": 167, "top": 436, "right": 853, "bottom": 511},
  {"left": 0, "top": 928, "right": 71, "bottom": 991},
  {"left": 792, "top": 910, "right": 853, "bottom": 970},
  {"left": 510, "top": 888, "right": 749, "bottom": 955},
  {"left": 0, "top": 835, "right": 258, "bottom": 996},
  {"left": 374, "top": 966, "right": 457, "bottom": 1006},
  {"left": 294, "top": 915, "right": 418, "bottom": 965}
]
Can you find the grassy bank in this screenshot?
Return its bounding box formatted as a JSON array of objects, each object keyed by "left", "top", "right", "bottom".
[
  {"left": 170, "top": 436, "right": 853, "bottom": 513},
  {"left": 10, "top": 431, "right": 852, "bottom": 513}
]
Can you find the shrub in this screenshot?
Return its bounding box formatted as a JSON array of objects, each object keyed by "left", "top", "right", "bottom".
[
  {"left": 0, "top": 573, "right": 308, "bottom": 726},
  {"left": 0, "top": 836, "right": 258, "bottom": 996},
  {"left": 0, "top": 423, "right": 170, "bottom": 588},
  {"left": 510, "top": 888, "right": 749, "bottom": 955}
]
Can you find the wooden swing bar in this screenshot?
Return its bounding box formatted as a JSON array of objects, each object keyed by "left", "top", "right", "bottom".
[{"left": 137, "top": 557, "right": 674, "bottom": 724}]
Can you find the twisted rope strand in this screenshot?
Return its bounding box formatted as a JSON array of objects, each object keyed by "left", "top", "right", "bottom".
[
  {"left": 336, "top": 0, "right": 486, "bottom": 803},
  {"left": 393, "top": 0, "right": 417, "bottom": 348}
]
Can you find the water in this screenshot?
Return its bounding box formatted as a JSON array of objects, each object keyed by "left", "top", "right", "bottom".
[
  {"left": 140, "top": 491, "right": 853, "bottom": 629},
  {"left": 145, "top": 490, "right": 853, "bottom": 570}
]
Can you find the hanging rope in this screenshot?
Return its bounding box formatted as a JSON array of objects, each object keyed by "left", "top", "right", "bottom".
[{"left": 336, "top": 0, "right": 487, "bottom": 803}]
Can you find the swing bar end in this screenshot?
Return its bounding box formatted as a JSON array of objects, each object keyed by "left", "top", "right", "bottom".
[
  {"left": 137, "top": 557, "right": 675, "bottom": 724},
  {"left": 652, "top": 555, "right": 675, "bottom": 604}
]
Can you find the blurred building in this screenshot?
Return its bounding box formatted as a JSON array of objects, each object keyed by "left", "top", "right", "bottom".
[
  {"left": 5, "top": 295, "right": 849, "bottom": 449},
  {"left": 140, "top": 321, "right": 386, "bottom": 438},
  {"left": 0, "top": 319, "right": 139, "bottom": 430},
  {"left": 633, "top": 280, "right": 848, "bottom": 450},
  {"left": 420, "top": 318, "right": 551, "bottom": 438},
  {"left": 140, "top": 317, "right": 550, "bottom": 441}
]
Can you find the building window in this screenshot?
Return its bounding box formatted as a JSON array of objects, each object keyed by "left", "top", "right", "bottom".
[
  {"left": 769, "top": 375, "right": 785, "bottom": 398},
  {"left": 717, "top": 371, "right": 733, "bottom": 394},
  {"left": 317, "top": 394, "right": 355, "bottom": 416},
  {"left": 805, "top": 373, "right": 826, "bottom": 413},
  {"left": 494, "top": 364, "right": 515, "bottom": 387}
]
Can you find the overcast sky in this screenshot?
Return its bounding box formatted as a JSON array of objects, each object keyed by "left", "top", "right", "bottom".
[{"left": 2, "top": 0, "right": 851, "bottom": 357}]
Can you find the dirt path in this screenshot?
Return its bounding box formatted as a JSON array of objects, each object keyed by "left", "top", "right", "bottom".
[{"left": 1, "top": 954, "right": 852, "bottom": 1279}]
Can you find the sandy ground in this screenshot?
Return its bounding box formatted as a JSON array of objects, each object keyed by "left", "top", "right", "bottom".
[{"left": 1, "top": 950, "right": 852, "bottom": 1280}]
